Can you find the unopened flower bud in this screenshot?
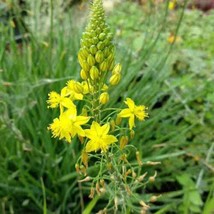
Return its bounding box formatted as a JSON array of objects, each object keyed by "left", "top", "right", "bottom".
[
  {"left": 112, "top": 63, "right": 122, "bottom": 74},
  {"left": 100, "top": 60, "right": 108, "bottom": 72},
  {"left": 130, "top": 129, "right": 135, "bottom": 139},
  {"left": 80, "top": 69, "right": 88, "bottom": 80},
  {"left": 87, "top": 54, "right": 96, "bottom": 66},
  {"left": 115, "top": 115, "right": 122, "bottom": 125},
  {"left": 136, "top": 172, "right": 148, "bottom": 182},
  {"left": 97, "top": 41, "right": 105, "bottom": 50},
  {"left": 109, "top": 73, "right": 121, "bottom": 85},
  {"left": 73, "top": 82, "right": 83, "bottom": 94},
  {"left": 99, "top": 32, "right": 106, "bottom": 41},
  {"left": 78, "top": 176, "right": 91, "bottom": 183},
  {"left": 139, "top": 200, "right": 150, "bottom": 209},
  {"left": 149, "top": 171, "right": 157, "bottom": 183},
  {"left": 90, "top": 45, "right": 97, "bottom": 55},
  {"left": 75, "top": 164, "right": 80, "bottom": 173},
  {"left": 150, "top": 195, "right": 161, "bottom": 203},
  {"left": 81, "top": 151, "right": 89, "bottom": 168},
  {"left": 99, "top": 92, "right": 109, "bottom": 104},
  {"left": 89, "top": 187, "right": 95, "bottom": 199},
  {"left": 110, "top": 119, "right": 115, "bottom": 131},
  {"left": 90, "top": 66, "right": 99, "bottom": 80},
  {"left": 79, "top": 59, "right": 90, "bottom": 72},
  {"left": 136, "top": 151, "right": 143, "bottom": 166},
  {"left": 95, "top": 50, "right": 104, "bottom": 63},
  {"left": 100, "top": 179, "right": 105, "bottom": 188},
  {"left": 120, "top": 136, "right": 129, "bottom": 149}
]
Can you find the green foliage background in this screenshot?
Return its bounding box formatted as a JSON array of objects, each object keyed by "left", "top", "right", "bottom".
[{"left": 0, "top": 0, "right": 213, "bottom": 213}]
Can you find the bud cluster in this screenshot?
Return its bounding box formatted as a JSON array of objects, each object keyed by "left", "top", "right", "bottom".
[{"left": 78, "top": 0, "right": 121, "bottom": 91}]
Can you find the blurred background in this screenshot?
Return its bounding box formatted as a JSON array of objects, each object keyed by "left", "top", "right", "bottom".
[{"left": 0, "top": 0, "right": 214, "bottom": 213}]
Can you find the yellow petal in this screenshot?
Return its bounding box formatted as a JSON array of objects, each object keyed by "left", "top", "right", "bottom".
[
  {"left": 118, "top": 109, "right": 132, "bottom": 118},
  {"left": 72, "top": 124, "right": 86, "bottom": 137},
  {"left": 61, "top": 98, "right": 76, "bottom": 109},
  {"left": 75, "top": 116, "right": 90, "bottom": 126},
  {"left": 100, "top": 123, "right": 110, "bottom": 135},
  {"left": 128, "top": 115, "right": 135, "bottom": 130},
  {"left": 86, "top": 140, "right": 99, "bottom": 152},
  {"left": 125, "top": 98, "right": 135, "bottom": 110}
]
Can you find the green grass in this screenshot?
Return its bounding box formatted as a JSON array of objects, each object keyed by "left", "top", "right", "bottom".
[{"left": 0, "top": 0, "right": 214, "bottom": 213}]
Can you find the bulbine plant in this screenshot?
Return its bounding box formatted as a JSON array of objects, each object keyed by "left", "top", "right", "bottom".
[{"left": 47, "top": 0, "right": 159, "bottom": 213}]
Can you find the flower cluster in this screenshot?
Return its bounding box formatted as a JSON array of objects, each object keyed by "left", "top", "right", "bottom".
[
  {"left": 47, "top": 0, "right": 151, "bottom": 212},
  {"left": 47, "top": 0, "right": 148, "bottom": 153}
]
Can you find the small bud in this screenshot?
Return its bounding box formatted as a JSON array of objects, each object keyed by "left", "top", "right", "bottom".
[
  {"left": 90, "top": 66, "right": 99, "bottom": 80},
  {"left": 79, "top": 48, "right": 89, "bottom": 59},
  {"left": 96, "top": 182, "right": 101, "bottom": 195},
  {"left": 79, "top": 59, "right": 90, "bottom": 72},
  {"left": 78, "top": 176, "right": 91, "bottom": 183},
  {"left": 75, "top": 164, "right": 80, "bottom": 173},
  {"left": 87, "top": 54, "right": 96, "bottom": 66},
  {"left": 114, "top": 197, "right": 119, "bottom": 210},
  {"left": 110, "top": 120, "right": 115, "bottom": 131},
  {"left": 90, "top": 45, "right": 97, "bottom": 55},
  {"left": 100, "top": 60, "right": 108, "bottom": 72},
  {"left": 139, "top": 200, "right": 150, "bottom": 209},
  {"left": 112, "top": 63, "right": 122, "bottom": 74},
  {"left": 95, "top": 50, "right": 104, "bottom": 63},
  {"left": 109, "top": 73, "right": 121, "bottom": 85},
  {"left": 99, "top": 92, "right": 109, "bottom": 104},
  {"left": 132, "top": 170, "right": 137, "bottom": 178},
  {"left": 149, "top": 171, "right": 157, "bottom": 183},
  {"left": 81, "top": 151, "right": 89, "bottom": 168},
  {"left": 92, "top": 36, "right": 99, "bottom": 44},
  {"left": 115, "top": 115, "right": 122, "bottom": 125},
  {"left": 100, "top": 179, "right": 105, "bottom": 188},
  {"left": 150, "top": 195, "right": 161, "bottom": 203},
  {"left": 99, "top": 32, "right": 106, "bottom": 41},
  {"left": 146, "top": 161, "right": 161, "bottom": 166},
  {"left": 89, "top": 187, "right": 95, "bottom": 199},
  {"left": 130, "top": 129, "right": 135, "bottom": 139},
  {"left": 73, "top": 82, "right": 83, "bottom": 94},
  {"left": 120, "top": 136, "right": 129, "bottom": 149},
  {"left": 135, "top": 172, "right": 148, "bottom": 183},
  {"left": 80, "top": 69, "right": 88, "bottom": 80},
  {"left": 136, "top": 151, "right": 143, "bottom": 166},
  {"left": 97, "top": 41, "right": 105, "bottom": 50}
]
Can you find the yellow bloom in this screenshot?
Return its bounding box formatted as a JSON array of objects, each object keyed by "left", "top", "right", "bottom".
[
  {"left": 47, "top": 87, "right": 75, "bottom": 111},
  {"left": 85, "top": 121, "right": 118, "bottom": 153},
  {"left": 169, "top": 0, "right": 176, "bottom": 10},
  {"left": 167, "top": 34, "right": 181, "bottom": 44},
  {"left": 118, "top": 98, "right": 148, "bottom": 130},
  {"left": 49, "top": 107, "right": 90, "bottom": 143}
]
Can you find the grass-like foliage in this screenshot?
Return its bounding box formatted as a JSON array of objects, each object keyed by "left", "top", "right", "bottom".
[{"left": 0, "top": 0, "right": 213, "bottom": 213}]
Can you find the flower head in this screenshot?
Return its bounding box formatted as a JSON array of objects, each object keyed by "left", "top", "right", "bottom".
[
  {"left": 47, "top": 87, "right": 76, "bottom": 112},
  {"left": 48, "top": 106, "right": 90, "bottom": 143},
  {"left": 118, "top": 98, "right": 148, "bottom": 130},
  {"left": 85, "top": 121, "right": 118, "bottom": 152}
]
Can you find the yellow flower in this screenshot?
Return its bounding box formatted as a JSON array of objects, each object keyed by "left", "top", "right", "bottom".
[
  {"left": 48, "top": 107, "right": 90, "bottom": 143},
  {"left": 167, "top": 34, "right": 181, "bottom": 44},
  {"left": 85, "top": 121, "right": 118, "bottom": 153},
  {"left": 169, "top": 0, "right": 176, "bottom": 10},
  {"left": 47, "top": 87, "right": 75, "bottom": 111},
  {"left": 118, "top": 98, "right": 148, "bottom": 130}
]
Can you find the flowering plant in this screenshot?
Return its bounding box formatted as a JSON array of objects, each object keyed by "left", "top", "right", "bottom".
[{"left": 47, "top": 0, "right": 158, "bottom": 212}]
